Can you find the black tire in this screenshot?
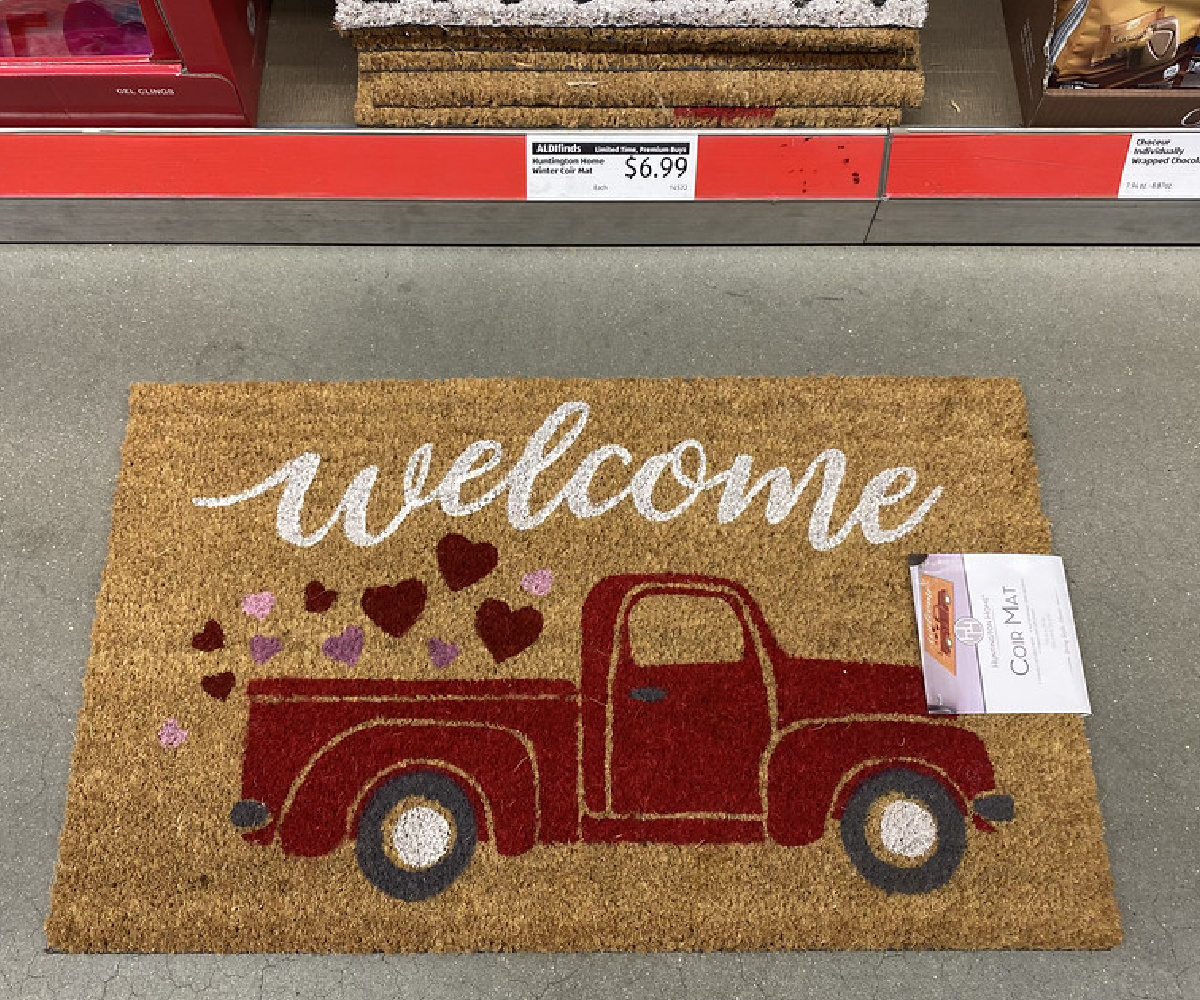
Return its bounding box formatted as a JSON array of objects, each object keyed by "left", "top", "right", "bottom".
[
  {"left": 355, "top": 770, "right": 477, "bottom": 902},
  {"left": 840, "top": 768, "right": 967, "bottom": 895}
]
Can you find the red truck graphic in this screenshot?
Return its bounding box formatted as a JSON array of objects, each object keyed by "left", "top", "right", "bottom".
[{"left": 229, "top": 574, "right": 1014, "bottom": 898}]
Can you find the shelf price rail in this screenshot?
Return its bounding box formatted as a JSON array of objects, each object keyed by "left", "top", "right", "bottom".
[{"left": 0, "top": 128, "right": 1195, "bottom": 244}]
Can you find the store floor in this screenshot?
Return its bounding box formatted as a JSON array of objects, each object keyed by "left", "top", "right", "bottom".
[{"left": 2, "top": 245, "right": 1196, "bottom": 999}]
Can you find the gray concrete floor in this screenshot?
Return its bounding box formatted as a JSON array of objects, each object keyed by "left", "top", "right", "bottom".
[{"left": 1, "top": 245, "right": 1197, "bottom": 999}]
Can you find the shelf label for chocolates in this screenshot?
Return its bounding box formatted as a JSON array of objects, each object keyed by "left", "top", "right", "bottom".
[
  {"left": 910, "top": 554, "right": 1091, "bottom": 715},
  {"left": 1119, "top": 133, "right": 1200, "bottom": 198},
  {"left": 527, "top": 133, "right": 698, "bottom": 201}
]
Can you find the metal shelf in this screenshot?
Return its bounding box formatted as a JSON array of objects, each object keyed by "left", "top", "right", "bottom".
[{"left": 0, "top": 126, "right": 1196, "bottom": 244}]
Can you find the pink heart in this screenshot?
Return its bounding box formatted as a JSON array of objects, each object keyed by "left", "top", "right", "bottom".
[
  {"left": 427, "top": 637, "right": 460, "bottom": 669},
  {"left": 241, "top": 591, "right": 275, "bottom": 621},
  {"left": 249, "top": 635, "right": 282, "bottom": 665},
  {"left": 521, "top": 569, "right": 554, "bottom": 597},
  {"left": 158, "top": 718, "right": 188, "bottom": 749},
  {"left": 323, "top": 626, "right": 364, "bottom": 667}
]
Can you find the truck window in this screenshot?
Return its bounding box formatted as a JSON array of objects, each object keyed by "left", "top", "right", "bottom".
[{"left": 628, "top": 594, "right": 745, "bottom": 665}]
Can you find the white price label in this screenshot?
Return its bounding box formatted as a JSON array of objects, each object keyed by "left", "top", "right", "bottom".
[
  {"left": 1119, "top": 132, "right": 1200, "bottom": 198},
  {"left": 527, "top": 133, "right": 698, "bottom": 201}
]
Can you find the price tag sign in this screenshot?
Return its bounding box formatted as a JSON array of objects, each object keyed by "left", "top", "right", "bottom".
[
  {"left": 1119, "top": 132, "right": 1200, "bottom": 198},
  {"left": 527, "top": 132, "right": 698, "bottom": 201}
]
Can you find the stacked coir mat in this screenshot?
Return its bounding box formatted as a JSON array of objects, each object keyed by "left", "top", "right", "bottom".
[{"left": 335, "top": 1, "right": 928, "bottom": 128}]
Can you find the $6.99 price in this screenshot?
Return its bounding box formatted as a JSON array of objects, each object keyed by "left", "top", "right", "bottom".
[{"left": 624, "top": 155, "right": 690, "bottom": 180}]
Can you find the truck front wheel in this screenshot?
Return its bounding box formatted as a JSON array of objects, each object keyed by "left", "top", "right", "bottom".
[
  {"left": 355, "top": 770, "right": 478, "bottom": 901},
  {"left": 840, "top": 768, "right": 966, "bottom": 895}
]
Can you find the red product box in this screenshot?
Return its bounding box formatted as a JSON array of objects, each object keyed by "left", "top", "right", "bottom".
[{"left": 0, "top": 0, "right": 270, "bottom": 126}]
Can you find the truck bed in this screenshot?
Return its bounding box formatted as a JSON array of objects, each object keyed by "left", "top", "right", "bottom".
[{"left": 243, "top": 675, "right": 581, "bottom": 845}]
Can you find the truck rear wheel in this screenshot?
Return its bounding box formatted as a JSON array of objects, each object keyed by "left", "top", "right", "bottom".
[
  {"left": 356, "top": 770, "right": 477, "bottom": 902},
  {"left": 840, "top": 768, "right": 966, "bottom": 895}
]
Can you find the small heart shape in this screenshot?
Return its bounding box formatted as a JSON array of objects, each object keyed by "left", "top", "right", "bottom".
[
  {"left": 521, "top": 569, "right": 554, "bottom": 597},
  {"left": 323, "top": 625, "right": 364, "bottom": 667},
  {"left": 361, "top": 579, "right": 427, "bottom": 638},
  {"left": 241, "top": 591, "right": 275, "bottom": 621},
  {"left": 475, "top": 599, "right": 544, "bottom": 664},
  {"left": 304, "top": 580, "right": 338, "bottom": 614},
  {"left": 248, "top": 635, "right": 283, "bottom": 665},
  {"left": 427, "top": 637, "right": 461, "bottom": 669},
  {"left": 191, "top": 619, "right": 224, "bottom": 652},
  {"left": 437, "top": 533, "right": 499, "bottom": 592},
  {"left": 158, "top": 718, "right": 188, "bottom": 749},
  {"left": 201, "top": 671, "right": 236, "bottom": 701}
]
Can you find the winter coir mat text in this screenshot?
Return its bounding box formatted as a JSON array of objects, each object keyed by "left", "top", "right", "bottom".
[{"left": 47, "top": 377, "right": 1120, "bottom": 952}]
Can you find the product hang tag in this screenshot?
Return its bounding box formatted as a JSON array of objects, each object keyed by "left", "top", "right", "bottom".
[
  {"left": 1120, "top": 132, "right": 1200, "bottom": 198},
  {"left": 909, "top": 553, "right": 1092, "bottom": 715},
  {"left": 526, "top": 132, "right": 699, "bottom": 201}
]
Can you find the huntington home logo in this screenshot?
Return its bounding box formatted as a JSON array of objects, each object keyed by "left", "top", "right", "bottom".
[
  {"left": 185, "top": 400, "right": 1016, "bottom": 904},
  {"left": 192, "top": 401, "right": 944, "bottom": 551}
]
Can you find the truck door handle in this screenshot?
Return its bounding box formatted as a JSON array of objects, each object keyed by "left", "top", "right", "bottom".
[{"left": 629, "top": 686, "right": 667, "bottom": 703}]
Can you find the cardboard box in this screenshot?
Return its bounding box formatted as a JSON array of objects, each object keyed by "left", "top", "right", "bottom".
[
  {"left": 1003, "top": 0, "right": 1200, "bottom": 125},
  {"left": 0, "top": 0, "right": 270, "bottom": 126}
]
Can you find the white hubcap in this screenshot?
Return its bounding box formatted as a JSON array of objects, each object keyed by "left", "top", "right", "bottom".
[
  {"left": 879, "top": 799, "right": 938, "bottom": 858},
  {"left": 391, "top": 805, "right": 453, "bottom": 869}
]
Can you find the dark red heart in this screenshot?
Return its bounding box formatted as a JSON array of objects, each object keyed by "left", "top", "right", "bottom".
[
  {"left": 201, "top": 671, "right": 236, "bottom": 701},
  {"left": 191, "top": 619, "right": 224, "bottom": 652},
  {"left": 304, "top": 580, "right": 338, "bottom": 613},
  {"left": 361, "top": 578, "right": 427, "bottom": 638},
  {"left": 475, "top": 599, "right": 544, "bottom": 663},
  {"left": 437, "top": 533, "right": 499, "bottom": 592}
]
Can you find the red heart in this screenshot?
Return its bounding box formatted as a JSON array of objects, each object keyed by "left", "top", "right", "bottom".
[
  {"left": 361, "top": 578, "right": 427, "bottom": 638},
  {"left": 201, "top": 671, "right": 236, "bottom": 701},
  {"left": 304, "top": 580, "right": 338, "bottom": 613},
  {"left": 437, "top": 533, "right": 499, "bottom": 592},
  {"left": 191, "top": 619, "right": 224, "bottom": 652},
  {"left": 475, "top": 599, "right": 543, "bottom": 663}
]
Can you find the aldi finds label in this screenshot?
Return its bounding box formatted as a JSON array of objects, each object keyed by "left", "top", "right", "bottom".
[
  {"left": 527, "top": 133, "right": 698, "bottom": 201},
  {"left": 1119, "top": 132, "right": 1200, "bottom": 198},
  {"left": 910, "top": 554, "right": 1092, "bottom": 715}
]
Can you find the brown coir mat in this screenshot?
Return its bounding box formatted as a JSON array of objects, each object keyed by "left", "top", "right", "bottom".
[
  {"left": 354, "top": 104, "right": 903, "bottom": 128},
  {"left": 349, "top": 25, "right": 921, "bottom": 55},
  {"left": 46, "top": 378, "right": 1120, "bottom": 953},
  {"left": 358, "top": 48, "right": 920, "bottom": 71},
  {"left": 358, "top": 67, "right": 922, "bottom": 108}
]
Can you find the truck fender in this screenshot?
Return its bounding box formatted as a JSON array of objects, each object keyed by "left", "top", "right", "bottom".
[
  {"left": 277, "top": 720, "right": 539, "bottom": 858},
  {"left": 763, "top": 719, "right": 997, "bottom": 847}
]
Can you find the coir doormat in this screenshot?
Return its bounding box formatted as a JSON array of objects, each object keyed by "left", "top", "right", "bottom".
[
  {"left": 335, "top": 0, "right": 928, "bottom": 30},
  {"left": 357, "top": 67, "right": 922, "bottom": 109},
  {"left": 47, "top": 378, "right": 1120, "bottom": 952},
  {"left": 356, "top": 50, "right": 921, "bottom": 71},
  {"left": 349, "top": 25, "right": 922, "bottom": 54},
  {"left": 355, "top": 105, "right": 904, "bottom": 129}
]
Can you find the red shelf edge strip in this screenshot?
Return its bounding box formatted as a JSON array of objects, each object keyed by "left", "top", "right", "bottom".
[
  {"left": 0, "top": 131, "right": 1149, "bottom": 201},
  {"left": 0, "top": 133, "right": 529, "bottom": 200},
  {"left": 884, "top": 132, "right": 1134, "bottom": 199},
  {"left": 696, "top": 134, "right": 886, "bottom": 200},
  {"left": 0, "top": 131, "right": 886, "bottom": 201}
]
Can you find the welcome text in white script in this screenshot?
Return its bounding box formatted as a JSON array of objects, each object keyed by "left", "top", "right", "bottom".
[{"left": 192, "top": 401, "right": 943, "bottom": 551}]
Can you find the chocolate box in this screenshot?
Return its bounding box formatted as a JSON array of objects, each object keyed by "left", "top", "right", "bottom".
[{"left": 1002, "top": 0, "right": 1200, "bottom": 124}]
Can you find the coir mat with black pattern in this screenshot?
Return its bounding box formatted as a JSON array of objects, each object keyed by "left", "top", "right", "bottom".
[{"left": 46, "top": 377, "right": 1121, "bottom": 952}]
